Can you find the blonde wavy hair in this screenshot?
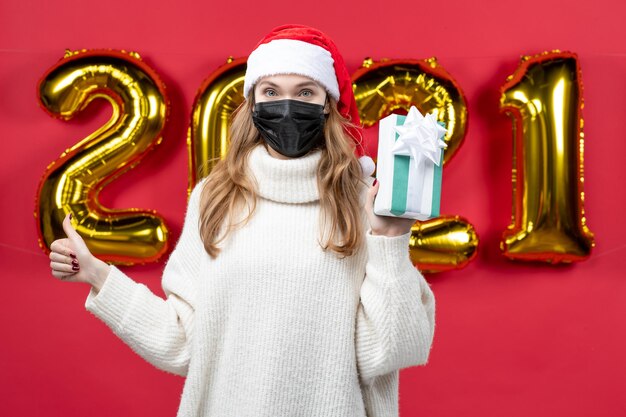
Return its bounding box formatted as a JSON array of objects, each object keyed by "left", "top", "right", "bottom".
[{"left": 198, "top": 95, "right": 366, "bottom": 259}]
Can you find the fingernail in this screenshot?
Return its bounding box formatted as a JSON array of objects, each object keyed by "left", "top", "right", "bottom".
[
  {"left": 72, "top": 265, "right": 80, "bottom": 271},
  {"left": 72, "top": 259, "right": 79, "bottom": 266},
  {"left": 373, "top": 179, "right": 378, "bottom": 186},
  {"left": 69, "top": 213, "right": 72, "bottom": 220},
  {"left": 69, "top": 253, "right": 77, "bottom": 259}
]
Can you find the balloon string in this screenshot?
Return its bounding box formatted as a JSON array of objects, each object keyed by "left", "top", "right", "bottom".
[
  {"left": 0, "top": 242, "right": 48, "bottom": 257},
  {"left": 591, "top": 244, "right": 626, "bottom": 260}
]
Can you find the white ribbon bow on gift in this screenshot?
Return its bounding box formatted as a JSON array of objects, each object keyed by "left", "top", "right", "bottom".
[{"left": 391, "top": 106, "right": 448, "bottom": 168}]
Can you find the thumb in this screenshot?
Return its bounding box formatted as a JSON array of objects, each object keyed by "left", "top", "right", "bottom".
[{"left": 62, "top": 213, "right": 83, "bottom": 242}]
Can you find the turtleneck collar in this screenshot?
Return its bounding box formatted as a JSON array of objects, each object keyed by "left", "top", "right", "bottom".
[{"left": 247, "top": 144, "right": 322, "bottom": 204}]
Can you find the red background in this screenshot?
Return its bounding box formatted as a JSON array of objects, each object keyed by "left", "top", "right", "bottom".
[{"left": 1, "top": 0, "right": 625, "bottom": 416}]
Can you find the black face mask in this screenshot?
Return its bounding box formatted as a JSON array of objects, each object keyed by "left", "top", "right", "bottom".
[{"left": 252, "top": 99, "right": 327, "bottom": 158}]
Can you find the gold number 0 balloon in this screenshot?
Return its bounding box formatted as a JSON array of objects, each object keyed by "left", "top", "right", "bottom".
[
  {"left": 36, "top": 49, "right": 170, "bottom": 264},
  {"left": 352, "top": 58, "right": 478, "bottom": 273},
  {"left": 188, "top": 57, "right": 246, "bottom": 191},
  {"left": 500, "top": 51, "right": 594, "bottom": 263}
]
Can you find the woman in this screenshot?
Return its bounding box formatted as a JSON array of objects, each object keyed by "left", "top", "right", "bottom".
[{"left": 48, "top": 24, "right": 436, "bottom": 417}]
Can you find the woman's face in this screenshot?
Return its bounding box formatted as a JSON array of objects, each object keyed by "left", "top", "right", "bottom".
[
  {"left": 253, "top": 74, "right": 329, "bottom": 160},
  {"left": 254, "top": 74, "right": 328, "bottom": 107}
]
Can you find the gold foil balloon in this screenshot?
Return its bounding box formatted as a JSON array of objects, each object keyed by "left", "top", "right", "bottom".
[
  {"left": 353, "top": 57, "right": 468, "bottom": 164},
  {"left": 409, "top": 216, "right": 478, "bottom": 273},
  {"left": 353, "top": 58, "right": 477, "bottom": 272},
  {"left": 36, "top": 49, "right": 170, "bottom": 264},
  {"left": 500, "top": 51, "right": 594, "bottom": 263},
  {"left": 188, "top": 57, "right": 246, "bottom": 192}
]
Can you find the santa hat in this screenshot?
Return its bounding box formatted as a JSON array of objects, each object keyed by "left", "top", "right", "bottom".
[{"left": 243, "top": 24, "right": 375, "bottom": 176}]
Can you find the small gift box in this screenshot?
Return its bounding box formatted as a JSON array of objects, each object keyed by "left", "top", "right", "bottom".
[{"left": 373, "top": 106, "right": 447, "bottom": 220}]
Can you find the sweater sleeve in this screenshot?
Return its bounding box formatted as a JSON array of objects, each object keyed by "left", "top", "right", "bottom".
[
  {"left": 355, "top": 230, "right": 436, "bottom": 384},
  {"left": 84, "top": 180, "right": 206, "bottom": 377}
]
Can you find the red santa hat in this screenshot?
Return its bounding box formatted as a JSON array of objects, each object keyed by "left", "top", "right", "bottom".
[{"left": 243, "top": 24, "right": 375, "bottom": 176}]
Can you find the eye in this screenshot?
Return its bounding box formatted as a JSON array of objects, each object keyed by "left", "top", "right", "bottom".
[
  {"left": 299, "top": 89, "right": 313, "bottom": 97},
  {"left": 264, "top": 88, "right": 278, "bottom": 97}
]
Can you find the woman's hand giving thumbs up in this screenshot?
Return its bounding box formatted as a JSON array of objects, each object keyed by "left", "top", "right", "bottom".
[{"left": 49, "top": 213, "right": 110, "bottom": 293}]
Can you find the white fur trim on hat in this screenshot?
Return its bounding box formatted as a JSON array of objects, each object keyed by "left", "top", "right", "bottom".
[{"left": 243, "top": 39, "right": 340, "bottom": 100}]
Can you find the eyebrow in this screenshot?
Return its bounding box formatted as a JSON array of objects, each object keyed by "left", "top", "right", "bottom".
[
  {"left": 257, "top": 80, "right": 280, "bottom": 88},
  {"left": 257, "top": 80, "right": 321, "bottom": 89},
  {"left": 294, "top": 81, "right": 320, "bottom": 88}
]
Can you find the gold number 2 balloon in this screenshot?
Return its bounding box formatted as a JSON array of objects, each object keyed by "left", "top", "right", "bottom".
[
  {"left": 500, "top": 51, "right": 594, "bottom": 263},
  {"left": 352, "top": 58, "right": 478, "bottom": 273},
  {"left": 36, "top": 49, "right": 170, "bottom": 264}
]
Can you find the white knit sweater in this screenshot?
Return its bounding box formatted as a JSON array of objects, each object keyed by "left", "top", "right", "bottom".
[{"left": 85, "top": 144, "right": 436, "bottom": 417}]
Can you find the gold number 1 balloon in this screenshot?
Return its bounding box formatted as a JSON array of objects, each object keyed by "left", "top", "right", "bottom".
[
  {"left": 500, "top": 51, "right": 594, "bottom": 263},
  {"left": 36, "top": 49, "right": 170, "bottom": 264}
]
